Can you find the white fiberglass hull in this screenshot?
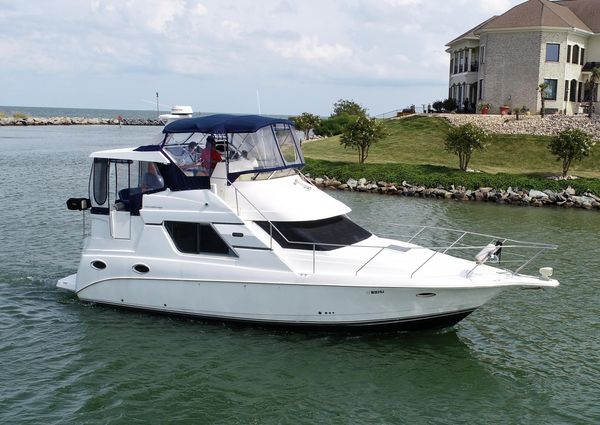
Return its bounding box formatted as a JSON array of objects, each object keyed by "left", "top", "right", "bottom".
[{"left": 60, "top": 274, "right": 515, "bottom": 329}]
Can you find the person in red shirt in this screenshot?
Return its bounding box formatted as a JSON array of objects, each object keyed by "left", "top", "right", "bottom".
[{"left": 199, "top": 135, "right": 222, "bottom": 176}]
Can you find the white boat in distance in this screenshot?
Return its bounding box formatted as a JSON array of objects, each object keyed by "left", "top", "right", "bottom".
[{"left": 58, "top": 113, "right": 559, "bottom": 330}]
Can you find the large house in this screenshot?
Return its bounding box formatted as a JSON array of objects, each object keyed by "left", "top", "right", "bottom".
[{"left": 446, "top": 0, "right": 600, "bottom": 115}]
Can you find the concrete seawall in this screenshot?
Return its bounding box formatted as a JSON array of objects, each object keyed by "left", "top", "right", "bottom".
[{"left": 0, "top": 117, "right": 162, "bottom": 126}]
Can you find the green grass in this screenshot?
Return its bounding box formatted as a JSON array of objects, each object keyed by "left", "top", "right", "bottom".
[
  {"left": 302, "top": 116, "right": 600, "bottom": 179},
  {"left": 303, "top": 159, "right": 600, "bottom": 195}
]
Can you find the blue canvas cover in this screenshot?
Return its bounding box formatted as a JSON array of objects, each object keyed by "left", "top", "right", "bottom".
[{"left": 163, "top": 114, "right": 293, "bottom": 134}]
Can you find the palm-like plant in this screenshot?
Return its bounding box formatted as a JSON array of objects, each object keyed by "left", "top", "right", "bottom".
[
  {"left": 538, "top": 82, "right": 549, "bottom": 118},
  {"left": 585, "top": 67, "right": 600, "bottom": 118}
]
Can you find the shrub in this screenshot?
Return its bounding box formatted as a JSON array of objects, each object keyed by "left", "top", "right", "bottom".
[
  {"left": 0, "top": 111, "right": 6, "bottom": 119},
  {"left": 12, "top": 112, "right": 30, "bottom": 119},
  {"left": 548, "top": 128, "right": 596, "bottom": 177},
  {"left": 314, "top": 113, "right": 357, "bottom": 137},
  {"left": 442, "top": 98, "right": 457, "bottom": 112},
  {"left": 340, "top": 116, "right": 387, "bottom": 163},
  {"left": 432, "top": 101, "right": 443, "bottom": 112},
  {"left": 444, "top": 123, "right": 490, "bottom": 171}
]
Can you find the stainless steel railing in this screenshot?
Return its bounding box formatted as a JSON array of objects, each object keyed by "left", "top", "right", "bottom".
[{"left": 223, "top": 178, "right": 557, "bottom": 278}]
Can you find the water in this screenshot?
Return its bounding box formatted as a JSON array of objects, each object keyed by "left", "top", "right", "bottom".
[{"left": 1, "top": 125, "right": 599, "bottom": 424}]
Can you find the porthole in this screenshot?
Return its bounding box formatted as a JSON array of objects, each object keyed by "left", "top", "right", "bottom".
[
  {"left": 133, "top": 264, "right": 150, "bottom": 274},
  {"left": 91, "top": 260, "right": 107, "bottom": 270},
  {"left": 416, "top": 292, "right": 436, "bottom": 297}
]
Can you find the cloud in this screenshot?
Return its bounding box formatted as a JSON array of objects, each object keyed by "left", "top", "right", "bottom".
[
  {"left": 0, "top": 0, "right": 525, "bottom": 113},
  {"left": 266, "top": 36, "right": 352, "bottom": 62}
]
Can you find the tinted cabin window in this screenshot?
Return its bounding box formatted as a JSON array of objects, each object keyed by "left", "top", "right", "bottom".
[
  {"left": 93, "top": 158, "right": 108, "bottom": 205},
  {"left": 165, "top": 221, "right": 234, "bottom": 255},
  {"left": 255, "top": 215, "right": 371, "bottom": 251}
]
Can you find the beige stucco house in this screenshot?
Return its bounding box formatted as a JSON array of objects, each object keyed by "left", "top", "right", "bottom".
[{"left": 446, "top": 0, "right": 600, "bottom": 115}]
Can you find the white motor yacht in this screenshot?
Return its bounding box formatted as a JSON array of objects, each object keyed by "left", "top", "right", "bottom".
[{"left": 58, "top": 114, "right": 559, "bottom": 330}]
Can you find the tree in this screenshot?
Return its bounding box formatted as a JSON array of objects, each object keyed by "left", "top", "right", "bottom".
[
  {"left": 538, "top": 82, "right": 549, "bottom": 118},
  {"left": 314, "top": 113, "right": 357, "bottom": 137},
  {"left": 332, "top": 99, "right": 367, "bottom": 117},
  {"left": 442, "top": 98, "right": 457, "bottom": 112},
  {"left": 290, "top": 112, "right": 321, "bottom": 143},
  {"left": 340, "top": 115, "right": 387, "bottom": 163},
  {"left": 585, "top": 67, "right": 600, "bottom": 118},
  {"left": 548, "top": 128, "right": 596, "bottom": 177},
  {"left": 432, "top": 100, "right": 444, "bottom": 112},
  {"left": 444, "top": 123, "right": 490, "bottom": 171}
]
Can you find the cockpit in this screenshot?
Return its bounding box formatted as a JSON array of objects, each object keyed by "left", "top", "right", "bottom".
[{"left": 160, "top": 114, "right": 304, "bottom": 182}]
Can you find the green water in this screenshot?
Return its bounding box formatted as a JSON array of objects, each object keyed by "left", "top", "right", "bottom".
[{"left": 0, "top": 126, "right": 598, "bottom": 424}]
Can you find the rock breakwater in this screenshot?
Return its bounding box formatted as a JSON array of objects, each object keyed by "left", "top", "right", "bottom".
[
  {"left": 0, "top": 116, "right": 161, "bottom": 126},
  {"left": 307, "top": 175, "right": 600, "bottom": 211}
]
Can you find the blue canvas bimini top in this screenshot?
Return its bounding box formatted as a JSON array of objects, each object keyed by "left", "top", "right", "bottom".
[{"left": 163, "top": 114, "right": 293, "bottom": 134}]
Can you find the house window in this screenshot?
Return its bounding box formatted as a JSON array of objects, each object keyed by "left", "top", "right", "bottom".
[
  {"left": 580, "top": 48, "right": 585, "bottom": 65},
  {"left": 459, "top": 51, "right": 464, "bottom": 73},
  {"left": 572, "top": 45, "right": 580, "bottom": 64},
  {"left": 546, "top": 43, "right": 560, "bottom": 62},
  {"left": 564, "top": 80, "right": 569, "bottom": 101},
  {"left": 578, "top": 82, "right": 583, "bottom": 102},
  {"left": 478, "top": 79, "right": 483, "bottom": 100},
  {"left": 543, "top": 79, "right": 558, "bottom": 100},
  {"left": 164, "top": 221, "right": 234, "bottom": 256},
  {"left": 567, "top": 45, "right": 572, "bottom": 62},
  {"left": 569, "top": 79, "right": 578, "bottom": 102}
]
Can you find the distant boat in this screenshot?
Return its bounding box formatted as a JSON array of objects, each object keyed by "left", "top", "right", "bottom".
[
  {"left": 58, "top": 113, "right": 559, "bottom": 330},
  {"left": 159, "top": 105, "right": 193, "bottom": 124}
]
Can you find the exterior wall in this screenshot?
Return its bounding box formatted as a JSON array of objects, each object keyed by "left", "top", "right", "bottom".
[
  {"left": 447, "top": 39, "right": 480, "bottom": 110},
  {"left": 479, "top": 31, "right": 541, "bottom": 114},
  {"left": 586, "top": 34, "right": 600, "bottom": 60}
]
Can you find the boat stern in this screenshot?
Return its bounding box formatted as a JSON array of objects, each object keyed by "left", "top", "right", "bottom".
[{"left": 57, "top": 273, "right": 77, "bottom": 293}]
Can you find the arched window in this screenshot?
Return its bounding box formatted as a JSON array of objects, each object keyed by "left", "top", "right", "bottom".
[{"left": 570, "top": 79, "right": 578, "bottom": 102}]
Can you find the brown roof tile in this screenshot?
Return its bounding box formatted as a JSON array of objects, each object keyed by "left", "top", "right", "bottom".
[
  {"left": 480, "top": 0, "right": 592, "bottom": 32},
  {"left": 556, "top": 0, "right": 600, "bottom": 33}
]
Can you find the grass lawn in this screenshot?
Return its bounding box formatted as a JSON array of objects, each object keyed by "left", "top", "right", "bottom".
[{"left": 302, "top": 116, "right": 600, "bottom": 179}]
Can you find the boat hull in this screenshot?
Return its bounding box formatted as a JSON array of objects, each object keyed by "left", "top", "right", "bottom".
[{"left": 73, "top": 277, "right": 504, "bottom": 330}]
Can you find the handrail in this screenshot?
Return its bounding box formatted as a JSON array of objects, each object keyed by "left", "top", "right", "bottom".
[{"left": 222, "top": 180, "right": 557, "bottom": 277}]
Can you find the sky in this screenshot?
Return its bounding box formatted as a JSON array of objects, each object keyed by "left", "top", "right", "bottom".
[{"left": 0, "top": 0, "right": 523, "bottom": 116}]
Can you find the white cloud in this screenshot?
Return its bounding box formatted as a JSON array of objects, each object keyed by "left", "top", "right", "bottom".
[
  {"left": 0, "top": 0, "right": 526, "bottom": 113},
  {"left": 267, "top": 36, "right": 352, "bottom": 62}
]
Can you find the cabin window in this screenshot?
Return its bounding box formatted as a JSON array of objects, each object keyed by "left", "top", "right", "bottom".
[
  {"left": 92, "top": 158, "right": 109, "bottom": 205},
  {"left": 255, "top": 215, "right": 371, "bottom": 251},
  {"left": 141, "top": 162, "right": 164, "bottom": 192},
  {"left": 164, "top": 221, "right": 234, "bottom": 256}
]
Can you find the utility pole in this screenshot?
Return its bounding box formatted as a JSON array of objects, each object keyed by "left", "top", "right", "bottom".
[{"left": 156, "top": 92, "right": 159, "bottom": 118}]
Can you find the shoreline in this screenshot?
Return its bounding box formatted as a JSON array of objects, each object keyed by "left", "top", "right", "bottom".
[
  {"left": 306, "top": 175, "right": 600, "bottom": 211},
  {"left": 0, "top": 116, "right": 161, "bottom": 126}
]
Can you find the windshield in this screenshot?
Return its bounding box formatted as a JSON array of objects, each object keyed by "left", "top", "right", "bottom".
[{"left": 161, "top": 123, "right": 303, "bottom": 178}]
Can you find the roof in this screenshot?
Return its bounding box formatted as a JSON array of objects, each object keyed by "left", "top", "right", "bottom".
[
  {"left": 479, "top": 0, "right": 592, "bottom": 32},
  {"left": 163, "top": 114, "right": 293, "bottom": 134},
  {"left": 89, "top": 148, "right": 170, "bottom": 164},
  {"left": 446, "top": 16, "right": 497, "bottom": 46},
  {"left": 556, "top": 0, "right": 600, "bottom": 33}
]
